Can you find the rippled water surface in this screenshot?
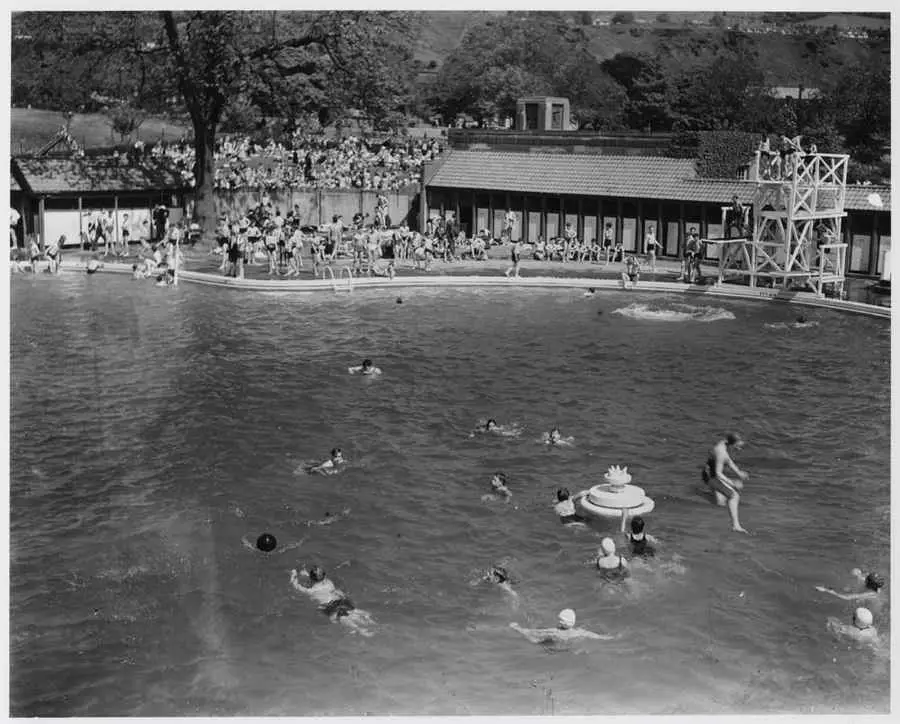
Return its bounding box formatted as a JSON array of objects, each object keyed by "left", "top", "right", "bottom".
[{"left": 10, "top": 274, "right": 890, "bottom": 715}]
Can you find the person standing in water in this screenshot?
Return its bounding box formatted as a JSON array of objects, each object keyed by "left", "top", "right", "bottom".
[{"left": 701, "top": 433, "right": 750, "bottom": 533}]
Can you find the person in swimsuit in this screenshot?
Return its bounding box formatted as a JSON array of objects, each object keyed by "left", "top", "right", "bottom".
[
  {"left": 86, "top": 256, "right": 103, "bottom": 275},
  {"left": 554, "top": 488, "right": 585, "bottom": 525},
  {"left": 596, "top": 537, "right": 629, "bottom": 580},
  {"left": 45, "top": 235, "right": 62, "bottom": 274},
  {"left": 702, "top": 433, "right": 749, "bottom": 533},
  {"left": 510, "top": 609, "right": 616, "bottom": 644},
  {"left": 482, "top": 473, "right": 512, "bottom": 503},
  {"left": 504, "top": 240, "right": 522, "bottom": 278},
  {"left": 827, "top": 607, "right": 880, "bottom": 645},
  {"left": 309, "top": 448, "right": 346, "bottom": 474},
  {"left": 621, "top": 256, "right": 640, "bottom": 289},
  {"left": 817, "top": 570, "right": 885, "bottom": 604},
  {"left": 348, "top": 359, "right": 382, "bottom": 376},
  {"left": 627, "top": 516, "right": 658, "bottom": 557},
  {"left": 290, "top": 565, "right": 374, "bottom": 636}
]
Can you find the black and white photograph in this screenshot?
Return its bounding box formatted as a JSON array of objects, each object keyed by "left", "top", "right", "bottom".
[{"left": 7, "top": 6, "right": 891, "bottom": 716}]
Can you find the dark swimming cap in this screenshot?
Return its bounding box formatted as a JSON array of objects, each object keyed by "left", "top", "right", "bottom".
[
  {"left": 726, "top": 433, "right": 742, "bottom": 445},
  {"left": 797, "top": 315, "right": 807, "bottom": 324},
  {"left": 396, "top": 298, "right": 403, "bottom": 304},
  {"left": 256, "top": 533, "right": 277, "bottom": 552},
  {"left": 631, "top": 517, "right": 645, "bottom": 534},
  {"left": 362, "top": 359, "right": 372, "bottom": 367},
  {"left": 865, "top": 572, "right": 885, "bottom": 591},
  {"left": 557, "top": 488, "right": 570, "bottom": 501},
  {"left": 310, "top": 565, "right": 326, "bottom": 583}
]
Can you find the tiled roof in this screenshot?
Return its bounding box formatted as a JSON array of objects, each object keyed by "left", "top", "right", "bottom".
[
  {"left": 427, "top": 150, "right": 890, "bottom": 211},
  {"left": 12, "top": 156, "right": 187, "bottom": 195},
  {"left": 845, "top": 186, "right": 891, "bottom": 212},
  {"left": 427, "top": 151, "right": 759, "bottom": 203}
]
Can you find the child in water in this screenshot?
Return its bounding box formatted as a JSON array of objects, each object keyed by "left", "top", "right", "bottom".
[
  {"left": 626, "top": 516, "right": 658, "bottom": 557},
  {"left": 308, "top": 448, "right": 346, "bottom": 475},
  {"left": 554, "top": 488, "right": 585, "bottom": 525},
  {"left": 348, "top": 359, "right": 382, "bottom": 376},
  {"left": 482, "top": 473, "right": 512, "bottom": 503}
]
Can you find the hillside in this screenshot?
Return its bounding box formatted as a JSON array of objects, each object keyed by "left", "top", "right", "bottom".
[
  {"left": 11, "top": 108, "right": 190, "bottom": 155},
  {"left": 416, "top": 11, "right": 889, "bottom": 87}
]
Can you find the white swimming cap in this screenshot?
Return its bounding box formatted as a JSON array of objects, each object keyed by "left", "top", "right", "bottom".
[
  {"left": 855, "top": 607, "right": 874, "bottom": 629},
  {"left": 600, "top": 537, "right": 616, "bottom": 556},
  {"left": 558, "top": 609, "right": 576, "bottom": 629}
]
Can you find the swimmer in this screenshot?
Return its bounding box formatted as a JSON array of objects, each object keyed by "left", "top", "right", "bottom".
[
  {"left": 306, "top": 508, "right": 351, "bottom": 527},
  {"left": 482, "top": 565, "right": 518, "bottom": 602},
  {"left": 626, "top": 516, "right": 658, "bottom": 557},
  {"left": 827, "top": 607, "right": 879, "bottom": 645},
  {"left": 701, "top": 433, "right": 750, "bottom": 534},
  {"left": 816, "top": 569, "right": 884, "bottom": 602},
  {"left": 348, "top": 359, "right": 382, "bottom": 376},
  {"left": 596, "top": 537, "right": 630, "bottom": 580},
  {"left": 583, "top": 287, "right": 596, "bottom": 297},
  {"left": 290, "top": 565, "right": 374, "bottom": 636},
  {"left": 509, "top": 609, "right": 616, "bottom": 644},
  {"left": 470, "top": 419, "right": 522, "bottom": 438},
  {"left": 241, "top": 534, "right": 305, "bottom": 554},
  {"left": 554, "top": 488, "right": 585, "bottom": 525},
  {"left": 542, "top": 427, "right": 574, "bottom": 447},
  {"left": 482, "top": 473, "right": 512, "bottom": 503},
  {"left": 86, "top": 257, "right": 103, "bottom": 275},
  {"left": 309, "top": 448, "right": 346, "bottom": 474}
]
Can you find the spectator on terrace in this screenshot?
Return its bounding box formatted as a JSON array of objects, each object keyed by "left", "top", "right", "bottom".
[{"left": 602, "top": 222, "right": 615, "bottom": 266}]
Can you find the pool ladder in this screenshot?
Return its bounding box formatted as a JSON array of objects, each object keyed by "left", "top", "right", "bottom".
[{"left": 324, "top": 266, "right": 353, "bottom": 294}]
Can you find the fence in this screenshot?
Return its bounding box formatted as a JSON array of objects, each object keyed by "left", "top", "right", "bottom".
[{"left": 215, "top": 188, "right": 419, "bottom": 229}]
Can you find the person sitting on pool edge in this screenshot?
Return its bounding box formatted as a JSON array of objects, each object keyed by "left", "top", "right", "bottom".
[
  {"left": 701, "top": 433, "right": 750, "bottom": 534},
  {"left": 510, "top": 609, "right": 616, "bottom": 644},
  {"left": 348, "top": 359, "right": 382, "bottom": 376},
  {"left": 621, "top": 255, "right": 640, "bottom": 290},
  {"left": 816, "top": 569, "right": 885, "bottom": 603},
  {"left": 554, "top": 488, "right": 585, "bottom": 525},
  {"left": 596, "top": 537, "right": 629, "bottom": 581},
  {"left": 310, "top": 448, "right": 346, "bottom": 474}
]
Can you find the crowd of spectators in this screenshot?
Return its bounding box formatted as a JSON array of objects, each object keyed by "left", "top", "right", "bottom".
[{"left": 131, "top": 132, "right": 445, "bottom": 192}]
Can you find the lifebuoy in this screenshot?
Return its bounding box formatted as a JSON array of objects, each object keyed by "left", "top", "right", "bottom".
[{"left": 587, "top": 483, "right": 646, "bottom": 509}]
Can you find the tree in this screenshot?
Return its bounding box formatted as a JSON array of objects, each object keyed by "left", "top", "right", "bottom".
[
  {"left": 11, "top": 11, "right": 418, "bottom": 240},
  {"left": 429, "top": 15, "right": 625, "bottom": 125}
]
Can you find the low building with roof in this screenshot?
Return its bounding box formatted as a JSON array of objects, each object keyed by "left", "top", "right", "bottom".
[
  {"left": 10, "top": 151, "right": 189, "bottom": 248},
  {"left": 422, "top": 144, "right": 891, "bottom": 279}
]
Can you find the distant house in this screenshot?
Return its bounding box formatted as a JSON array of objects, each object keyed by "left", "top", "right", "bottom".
[{"left": 769, "top": 86, "right": 822, "bottom": 101}]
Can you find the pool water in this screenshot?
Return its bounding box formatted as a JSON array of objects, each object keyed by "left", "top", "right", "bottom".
[{"left": 10, "top": 274, "right": 890, "bottom": 715}]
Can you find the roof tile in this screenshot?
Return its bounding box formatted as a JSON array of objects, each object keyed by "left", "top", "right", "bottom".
[
  {"left": 428, "top": 151, "right": 890, "bottom": 211},
  {"left": 13, "top": 157, "right": 187, "bottom": 195}
]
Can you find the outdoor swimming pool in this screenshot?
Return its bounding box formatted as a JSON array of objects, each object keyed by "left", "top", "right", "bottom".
[{"left": 10, "top": 273, "right": 890, "bottom": 715}]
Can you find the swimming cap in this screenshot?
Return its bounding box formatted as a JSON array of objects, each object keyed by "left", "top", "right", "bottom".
[
  {"left": 600, "top": 538, "right": 616, "bottom": 556},
  {"left": 558, "top": 609, "right": 576, "bottom": 629},
  {"left": 557, "top": 488, "right": 570, "bottom": 502},
  {"left": 256, "top": 533, "right": 277, "bottom": 552},
  {"left": 865, "top": 573, "right": 885, "bottom": 591},
  {"left": 631, "top": 517, "right": 645, "bottom": 534},
  {"left": 726, "top": 432, "right": 742, "bottom": 446},
  {"left": 855, "top": 607, "right": 873, "bottom": 629},
  {"left": 363, "top": 359, "right": 372, "bottom": 367}
]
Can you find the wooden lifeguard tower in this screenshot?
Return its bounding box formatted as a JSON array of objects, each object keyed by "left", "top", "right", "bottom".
[{"left": 711, "top": 148, "right": 850, "bottom": 297}]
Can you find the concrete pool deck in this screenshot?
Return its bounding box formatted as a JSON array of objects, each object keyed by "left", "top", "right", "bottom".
[{"left": 11, "top": 249, "right": 891, "bottom": 319}]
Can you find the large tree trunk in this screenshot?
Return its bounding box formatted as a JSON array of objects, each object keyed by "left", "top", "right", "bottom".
[{"left": 192, "top": 120, "right": 217, "bottom": 245}]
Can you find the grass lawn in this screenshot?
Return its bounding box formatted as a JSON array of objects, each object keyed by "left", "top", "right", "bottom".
[{"left": 11, "top": 107, "right": 190, "bottom": 154}]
